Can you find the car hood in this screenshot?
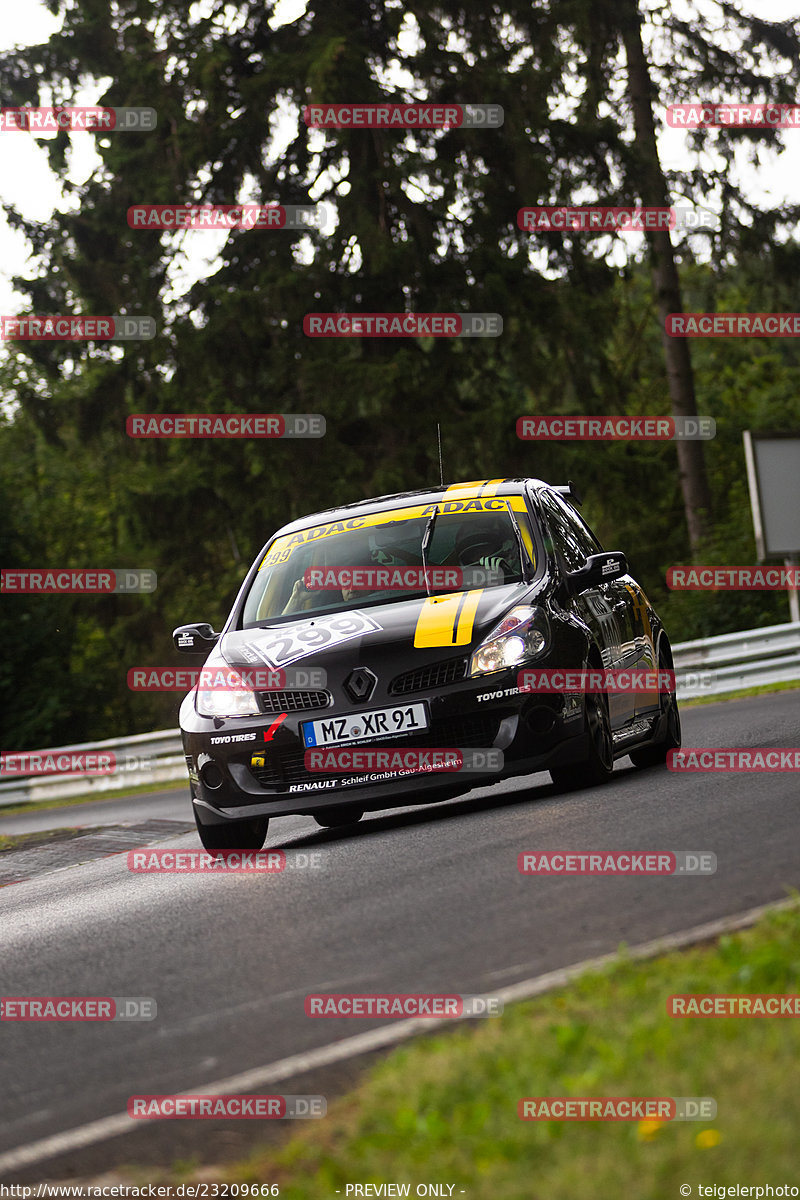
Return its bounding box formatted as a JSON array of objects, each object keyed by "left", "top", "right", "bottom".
[{"left": 218, "top": 581, "right": 541, "bottom": 672}]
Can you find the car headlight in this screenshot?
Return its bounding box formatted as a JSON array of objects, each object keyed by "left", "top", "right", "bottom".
[
  {"left": 195, "top": 668, "right": 261, "bottom": 718},
  {"left": 469, "top": 605, "right": 549, "bottom": 677}
]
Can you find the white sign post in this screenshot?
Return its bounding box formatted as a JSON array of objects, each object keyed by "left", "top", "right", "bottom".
[{"left": 743, "top": 432, "right": 800, "bottom": 623}]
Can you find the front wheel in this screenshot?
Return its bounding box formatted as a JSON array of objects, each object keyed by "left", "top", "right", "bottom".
[
  {"left": 550, "top": 691, "right": 614, "bottom": 791},
  {"left": 194, "top": 808, "right": 269, "bottom": 852},
  {"left": 313, "top": 805, "right": 364, "bottom": 828}
]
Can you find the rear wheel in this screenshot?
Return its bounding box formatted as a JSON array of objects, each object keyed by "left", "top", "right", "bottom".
[
  {"left": 313, "top": 805, "right": 364, "bottom": 828},
  {"left": 193, "top": 808, "right": 269, "bottom": 852},
  {"left": 550, "top": 691, "right": 614, "bottom": 791}
]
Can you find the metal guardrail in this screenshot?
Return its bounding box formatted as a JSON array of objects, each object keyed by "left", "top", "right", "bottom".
[
  {"left": 2, "top": 621, "right": 798, "bottom": 807},
  {"left": 673, "top": 619, "right": 800, "bottom": 698},
  {"left": 0, "top": 729, "right": 185, "bottom": 808}
]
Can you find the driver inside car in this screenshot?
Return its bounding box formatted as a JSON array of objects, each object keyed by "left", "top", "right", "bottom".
[
  {"left": 452, "top": 517, "right": 520, "bottom": 584},
  {"left": 282, "top": 532, "right": 388, "bottom": 614}
]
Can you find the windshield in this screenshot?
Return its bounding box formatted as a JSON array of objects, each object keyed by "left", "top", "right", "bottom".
[{"left": 241, "top": 503, "right": 536, "bottom": 626}]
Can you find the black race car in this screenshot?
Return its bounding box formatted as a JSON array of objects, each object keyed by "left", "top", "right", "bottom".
[{"left": 175, "top": 478, "right": 681, "bottom": 850}]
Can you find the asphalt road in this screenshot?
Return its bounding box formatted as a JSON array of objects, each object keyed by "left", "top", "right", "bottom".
[{"left": 1, "top": 691, "right": 798, "bottom": 1180}]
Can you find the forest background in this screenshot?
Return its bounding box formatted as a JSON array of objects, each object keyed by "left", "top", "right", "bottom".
[{"left": 1, "top": 0, "right": 799, "bottom": 746}]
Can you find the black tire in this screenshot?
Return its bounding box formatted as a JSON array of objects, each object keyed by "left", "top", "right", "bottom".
[
  {"left": 313, "top": 805, "right": 364, "bottom": 828},
  {"left": 629, "top": 683, "right": 681, "bottom": 769},
  {"left": 549, "top": 691, "right": 614, "bottom": 791},
  {"left": 193, "top": 808, "right": 269, "bottom": 852}
]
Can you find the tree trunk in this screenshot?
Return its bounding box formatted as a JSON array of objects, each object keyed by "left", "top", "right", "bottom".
[{"left": 619, "top": 0, "right": 713, "bottom": 553}]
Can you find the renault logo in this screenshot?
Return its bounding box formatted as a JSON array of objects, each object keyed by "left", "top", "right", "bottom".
[{"left": 344, "top": 667, "right": 377, "bottom": 703}]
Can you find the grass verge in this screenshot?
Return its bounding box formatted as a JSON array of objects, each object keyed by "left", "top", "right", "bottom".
[
  {"left": 129, "top": 899, "right": 800, "bottom": 1198},
  {"left": 679, "top": 678, "right": 800, "bottom": 707}
]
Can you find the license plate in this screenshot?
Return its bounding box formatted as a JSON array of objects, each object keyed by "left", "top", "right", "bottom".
[{"left": 302, "top": 702, "right": 429, "bottom": 748}]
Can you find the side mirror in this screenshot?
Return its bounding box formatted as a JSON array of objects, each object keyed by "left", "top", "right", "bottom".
[
  {"left": 173, "top": 623, "right": 220, "bottom": 653},
  {"left": 565, "top": 552, "right": 628, "bottom": 595}
]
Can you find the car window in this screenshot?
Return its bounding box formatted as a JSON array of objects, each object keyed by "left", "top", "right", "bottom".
[
  {"left": 538, "top": 491, "right": 601, "bottom": 572},
  {"left": 553, "top": 493, "right": 604, "bottom": 557},
  {"left": 242, "top": 503, "right": 536, "bottom": 627}
]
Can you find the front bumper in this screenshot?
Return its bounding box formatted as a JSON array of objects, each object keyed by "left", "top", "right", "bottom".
[{"left": 180, "top": 669, "right": 589, "bottom": 825}]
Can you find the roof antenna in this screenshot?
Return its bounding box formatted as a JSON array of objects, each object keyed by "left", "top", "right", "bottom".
[{"left": 437, "top": 422, "right": 444, "bottom": 487}]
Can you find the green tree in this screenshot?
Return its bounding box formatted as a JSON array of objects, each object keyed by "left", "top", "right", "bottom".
[{"left": 2, "top": 0, "right": 799, "bottom": 743}]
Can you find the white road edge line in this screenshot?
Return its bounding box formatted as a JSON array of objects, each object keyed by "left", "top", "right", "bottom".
[{"left": 1, "top": 894, "right": 796, "bottom": 1176}]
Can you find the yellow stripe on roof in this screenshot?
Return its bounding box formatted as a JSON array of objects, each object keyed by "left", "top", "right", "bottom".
[{"left": 444, "top": 478, "right": 508, "bottom": 500}]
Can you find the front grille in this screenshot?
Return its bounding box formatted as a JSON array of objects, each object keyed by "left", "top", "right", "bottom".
[
  {"left": 389, "top": 657, "right": 468, "bottom": 696},
  {"left": 249, "top": 712, "right": 501, "bottom": 789},
  {"left": 258, "top": 690, "right": 331, "bottom": 713}
]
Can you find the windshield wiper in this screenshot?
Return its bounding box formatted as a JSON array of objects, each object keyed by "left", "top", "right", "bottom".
[
  {"left": 420, "top": 505, "right": 439, "bottom": 598},
  {"left": 504, "top": 501, "right": 533, "bottom": 584}
]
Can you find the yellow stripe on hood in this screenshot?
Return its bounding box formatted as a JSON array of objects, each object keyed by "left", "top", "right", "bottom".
[{"left": 413, "top": 589, "right": 484, "bottom": 648}]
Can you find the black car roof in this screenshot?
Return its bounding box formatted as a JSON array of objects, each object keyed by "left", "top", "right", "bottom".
[{"left": 272, "top": 478, "right": 556, "bottom": 538}]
